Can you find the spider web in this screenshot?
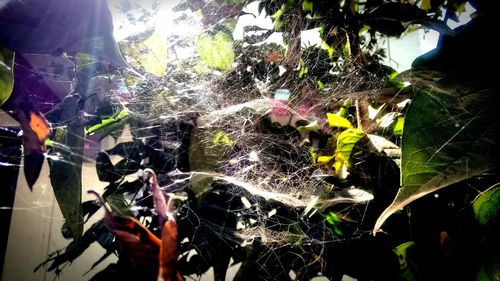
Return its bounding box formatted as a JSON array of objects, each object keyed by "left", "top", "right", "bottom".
[{"left": 2, "top": 1, "right": 403, "bottom": 280}]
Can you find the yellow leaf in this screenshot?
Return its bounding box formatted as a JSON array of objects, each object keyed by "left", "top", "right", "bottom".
[
  {"left": 326, "top": 113, "right": 352, "bottom": 128},
  {"left": 213, "top": 131, "right": 234, "bottom": 145},
  {"left": 317, "top": 155, "right": 335, "bottom": 164},
  {"left": 122, "top": 30, "right": 167, "bottom": 77},
  {"left": 141, "top": 31, "right": 168, "bottom": 76}
]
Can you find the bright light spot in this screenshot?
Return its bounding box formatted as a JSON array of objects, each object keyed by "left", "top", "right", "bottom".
[
  {"left": 368, "top": 104, "right": 383, "bottom": 120},
  {"left": 419, "top": 29, "right": 440, "bottom": 54},
  {"left": 249, "top": 151, "right": 259, "bottom": 162},
  {"left": 241, "top": 196, "right": 252, "bottom": 208},
  {"left": 268, "top": 209, "right": 277, "bottom": 218},
  {"left": 347, "top": 188, "right": 374, "bottom": 202}
]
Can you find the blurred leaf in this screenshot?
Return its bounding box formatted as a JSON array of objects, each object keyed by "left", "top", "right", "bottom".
[
  {"left": 374, "top": 81, "right": 500, "bottom": 233},
  {"left": 472, "top": 184, "right": 500, "bottom": 228},
  {"left": 333, "top": 129, "right": 365, "bottom": 178},
  {"left": 82, "top": 200, "right": 102, "bottom": 223},
  {"left": 196, "top": 32, "right": 235, "bottom": 71},
  {"left": 0, "top": 45, "right": 14, "bottom": 105},
  {"left": 327, "top": 113, "right": 352, "bottom": 128},
  {"left": 298, "top": 59, "right": 308, "bottom": 78},
  {"left": 321, "top": 40, "right": 334, "bottom": 59},
  {"left": 367, "top": 3, "right": 428, "bottom": 23},
  {"left": 123, "top": 30, "right": 167, "bottom": 76}
]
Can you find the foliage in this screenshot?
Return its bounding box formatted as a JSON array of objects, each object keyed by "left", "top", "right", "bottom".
[{"left": 1, "top": 0, "right": 499, "bottom": 280}]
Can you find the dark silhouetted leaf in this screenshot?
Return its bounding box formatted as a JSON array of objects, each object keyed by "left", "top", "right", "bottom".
[
  {"left": 114, "top": 158, "right": 141, "bottom": 176},
  {"left": 47, "top": 94, "right": 84, "bottom": 242},
  {"left": 23, "top": 152, "right": 45, "bottom": 190},
  {"left": 365, "top": 2, "right": 429, "bottom": 37},
  {"left": 0, "top": 0, "right": 126, "bottom": 67},
  {"left": 96, "top": 152, "right": 121, "bottom": 182},
  {"left": 106, "top": 192, "right": 134, "bottom": 217},
  {"left": 106, "top": 140, "right": 144, "bottom": 162}
]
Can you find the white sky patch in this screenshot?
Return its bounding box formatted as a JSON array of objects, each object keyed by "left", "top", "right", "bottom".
[
  {"left": 446, "top": 2, "right": 476, "bottom": 29},
  {"left": 233, "top": 1, "right": 321, "bottom": 47}
]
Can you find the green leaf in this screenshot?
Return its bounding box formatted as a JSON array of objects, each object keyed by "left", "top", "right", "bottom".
[
  {"left": 325, "top": 211, "right": 344, "bottom": 236},
  {"left": 302, "top": 0, "right": 313, "bottom": 12},
  {"left": 343, "top": 36, "right": 351, "bottom": 58},
  {"left": 321, "top": 40, "right": 334, "bottom": 59},
  {"left": 316, "top": 80, "right": 324, "bottom": 90},
  {"left": 374, "top": 81, "right": 500, "bottom": 233},
  {"left": 477, "top": 263, "right": 500, "bottom": 281},
  {"left": 86, "top": 109, "right": 129, "bottom": 136},
  {"left": 196, "top": 32, "right": 235, "bottom": 71},
  {"left": 326, "top": 113, "right": 352, "bottom": 128},
  {"left": 333, "top": 129, "right": 365, "bottom": 178},
  {"left": 394, "top": 242, "right": 417, "bottom": 281},
  {"left": 298, "top": 59, "right": 308, "bottom": 78},
  {"left": 472, "top": 184, "right": 500, "bottom": 228},
  {"left": 0, "top": 45, "right": 14, "bottom": 105},
  {"left": 335, "top": 128, "right": 365, "bottom": 165}
]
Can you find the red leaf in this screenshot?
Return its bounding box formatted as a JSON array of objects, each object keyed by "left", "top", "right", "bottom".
[
  {"left": 104, "top": 213, "right": 161, "bottom": 280},
  {"left": 159, "top": 219, "right": 183, "bottom": 281}
]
